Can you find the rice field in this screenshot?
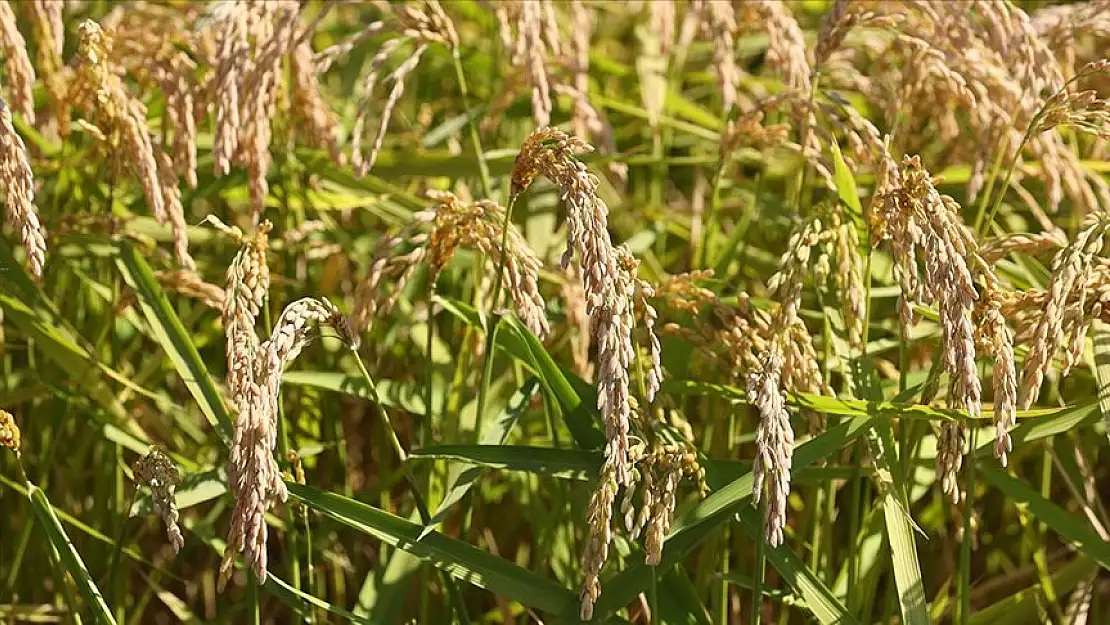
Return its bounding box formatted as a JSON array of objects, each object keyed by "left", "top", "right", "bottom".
[{"left": 1, "top": 1, "right": 1110, "bottom": 623}]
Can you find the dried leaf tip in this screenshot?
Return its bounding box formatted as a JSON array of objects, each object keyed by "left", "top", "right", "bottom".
[{"left": 132, "top": 446, "right": 184, "bottom": 553}]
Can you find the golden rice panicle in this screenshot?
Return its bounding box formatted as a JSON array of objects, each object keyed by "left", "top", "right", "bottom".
[
  {"left": 579, "top": 461, "right": 616, "bottom": 621},
  {"left": 0, "top": 1, "right": 36, "bottom": 124},
  {"left": 221, "top": 220, "right": 272, "bottom": 401},
  {"left": 0, "top": 409, "right": 19, "bottom": 451},
  {"left": 976, "top": 288, "right": 1017, "bottom": 467},
  {"left": 871, "top": 154, "right": 982, "bottom": 499},
  {"left": 1033, "top": 60, "right": 1110, "bottom": 138},
  {"left": 156, "top": 150, "right": 194, "bottom": 270},
  {"left": 351, "top": 2, "right": 457, "bottom": 175},
  {"left": 349, "top": 37, "right": 404, "bottom": 174},
  {"left": 935, "top": 420, "right": 964, "bottom": 504},
  {"left": 221, "top": 361, "right": 285, "bottom": 588},
  {"left": 359, "top": 44, "right": 427, "bottom": 176},
  {"left": 349, "top": 190, "right": 549, "bottom": 339},
  {"left": 1018, "top": 211, "right": 1110, "bottom": 409},
  {"left": 348, "top": 222, "right": 429, "bottom": 334},
  {"left": 106, "top": 8, "right": 201, "bottom": 191},
  {"left": 393, "top": 0, "right": 459, "bottom": 51},
  {"left": 73, "top": 21, "right": 172, "bottom": 234},
  {"left": 209, "top": 1, "right": 250, "bottom": 178},
  {"left": 132, "top": 446, "right": 184, "bottom": 554},
  {"left": 205, "top": 2, "right": 300, "bottom": 224},
  {"left": 222, "top": 296, "right": 343, "bottom": 587},
  {"left": 0, "top": 99, "right": 47, "bottom": 280},
  {"left": 694, "top": 0, "right": 739, "bottom": 112},
  {"left": 496, "top": 1, "right": 555, "bottom": 127},
  {"left": 513, "top": 127, "right": 644, "bottom": 485},
  {"left": 423, "top": 190, "right": 550, "bottom": 338},
  {"left": 638, "top": 440, "right": 707, "bottom": 566},
  {"left": 313, "top": 20, "right": 384, "bottom": 74},
  {"left": 23, "top": 0, "right": 67, "bottom": 136},
  {"left": 747, "top": 349, "right": 792, "bottom": 546},
  {"left": 631, "top": 268, "right": 663, "bottom": 403},
  {"left": 561, "top": 266, "right": 593, "bottom": 380},
  {"left": 291, "top": 40, "right": 343, "bottom": 166},
  {"left": 813, "top": 0, "right": 899, "bottom": 72},
  {"left": 979, "top": 230, "right": 1067, "bottom": 264},
  {"left": 749, "top": 0, "right": 812, "bottom": 92}
]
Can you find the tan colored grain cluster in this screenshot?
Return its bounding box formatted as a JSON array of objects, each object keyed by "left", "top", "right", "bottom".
[
  {"left": 1018, "top": 212, "right": 1110, "bottom": 409},
  {"left": 580, "top": 425, "right": 707, "bottom": 621},
  {"left": 0, "top": 409, "right": 19, "bottom": 452},
  {"left": 512, "top": 127, "right": 663, "bottom": 489},
  {"left": 72, "top": 20, "right": 194, "bottom": 269},
  {"left": 221, "top": 293, "right": 349, "bottom": 587},
  {"left": 349, "top": 189, "right": 548, "bottom": 340},
  {"left": 0, "top": 2, "right": 36, "bottom": 124},
  {"left": 132, "top": 446, "right": 184, "bottom": 554},
  {"left": 0, "top": 99, "right": 46, "bottom": 280}
]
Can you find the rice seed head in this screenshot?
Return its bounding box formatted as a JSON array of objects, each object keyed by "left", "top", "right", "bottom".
[
  {"left": 0, "top": 1, "right": 37, "bottom": 123},
  {"left": 748, "top": 349, "right": 793, "bottom": 546},
  {"left": 223, "top": 295, "right": 343, "bottom": 587},
  {"left": 695, "top": 0, "right": 740, "bottom": 112},
  {"left": 24, "top": 0, "right": 68, "bottom": 136},
  {"left": 0, "top": 98, "right": 47, "bottom": 280},
  {"left": 979, "top": 230, "right": 1067, "bottom": 264},
  {"left": 156, "top": 150, "right": 194, "bottom": 269},
  {"left": 936, "top": 421, "right": 965, "bottom": 504},
  {"left": 133, "top": 446, "right": 184, "bottom": 553},
  {"left": 751, "top": 0, "right": 812, "bottom": 92},
  {"left": 1018, "top": 211, "right": 1110, "bottom": 409},
  {"left": 977, "top": 291, "right": 1017, "bottom": 466},
  {"left": 393, "top": 0, "right": 459, "bottom": 50},
  {"left": 350, "top": 190, "right": 549, "bottom": 340},
  {"left": 291, "top": 41, "right": 343, "bottom": 165},
  {"left": 579, "top": 461, "right": 616, "bottom": 622},
  {"left": 358, "top": 43, "right": 427, "bottom": 176},
  {"left": 223, "top": 220, "right": 272, "bottom": 401},
  {"left": 0, "top": 409, "right": 19, "bottom": 451},
  {"left": 73, "top": 20, "right": 166, "bottom": 224}
]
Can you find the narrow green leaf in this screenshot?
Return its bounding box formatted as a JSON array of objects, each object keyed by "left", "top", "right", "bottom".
[
  {"left": 421, "top": 379, "right": 539, "bottom": 537},
  {"left": 286, "top": 482, "right": 579, "bottom": 620},
  {"left": 968, "top": 556, "right": 1097, "bottom": 625},
  {"left": 1091, "top": 320, "right": 1110, "bottom": 446},
  {"left": 115, "top": 241, "right": 233, "bottom": 442},
  {"left": 830, "top": 136, "right": 863, "bottom": 221},
  {"left": 412, "top": 444, "right": 597, "bottom": 481},
  {"left": 980, "top": 468, "right": 1110, "bottom": 572},
  {"left": 265, "top": 573, "right": 379, "bottom": 625},
  {"left": 284, "top": 370, "right": 427, "bottom": 414},
  {"left": 28, "top": 485, "right": 117, "bottom": 624}
]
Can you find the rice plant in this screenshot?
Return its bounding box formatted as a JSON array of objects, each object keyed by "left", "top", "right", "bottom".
[{"left": 2, "top": 1, "right": 1110, "bottom": 623}]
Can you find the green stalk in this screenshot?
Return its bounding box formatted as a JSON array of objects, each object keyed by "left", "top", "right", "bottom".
[
  {"left": 473, "top": 196, "right": 518, "bottom": 440},
  {"left": 958, "top": 426, "right": 979, "bottom": 625},
  {"left": 699, "top": 119, "right": 731, "bottom": 269},
  {"left": 751, "top": 499, "right": 767, "bottom": 625},
  {"left": 351, "top": 353, "right": 471, "bottom": 623},
  {"left": 425, "top": 276, "right": 436, "bottom": 429},
  {"left": 451, "top": 49, "right": 493, "bottom": 199}
]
